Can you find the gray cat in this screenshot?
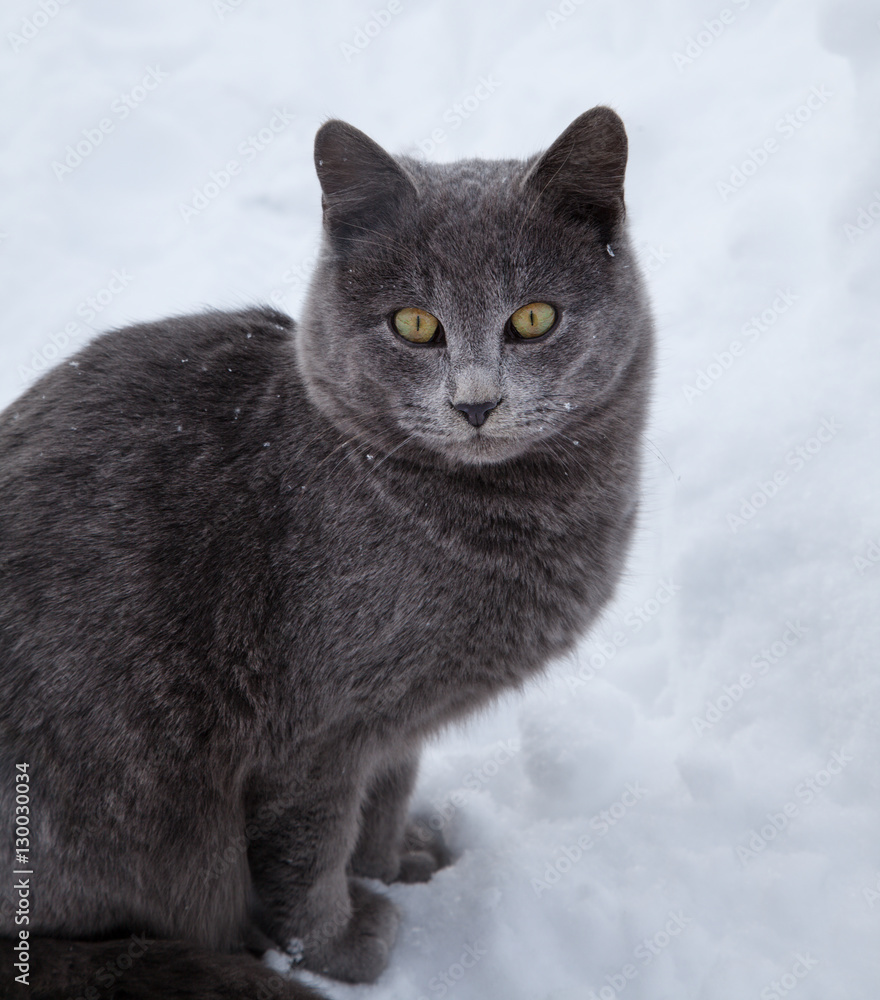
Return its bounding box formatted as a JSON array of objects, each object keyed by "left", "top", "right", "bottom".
[{"left": 0, "top": 106, "right": 653, "bottom": 999}]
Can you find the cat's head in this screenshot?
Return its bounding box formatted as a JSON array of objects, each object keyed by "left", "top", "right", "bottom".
[{"left": 297, "top": 107, "right": 651, "bottom": 467}]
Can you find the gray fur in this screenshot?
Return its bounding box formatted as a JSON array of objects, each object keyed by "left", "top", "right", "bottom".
[{"left": 0, "top": 107, "right": 653, "bottom": 998}]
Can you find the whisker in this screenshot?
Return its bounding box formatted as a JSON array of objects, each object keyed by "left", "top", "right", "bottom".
[{"left": 370, "top": 434, "right": 417, "bottom": 471}]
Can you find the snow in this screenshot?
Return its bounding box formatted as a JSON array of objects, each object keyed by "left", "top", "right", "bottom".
[{"left": 2, "top": 0, "right": 879, "bottom": 998}]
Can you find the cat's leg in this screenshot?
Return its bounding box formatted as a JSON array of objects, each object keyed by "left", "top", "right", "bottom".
[
  {"left": 247, "top": 777, "right": 400, "bottom": 984},
  {"left": 349, "top": 752, "right": 452, "bottom": 885}
]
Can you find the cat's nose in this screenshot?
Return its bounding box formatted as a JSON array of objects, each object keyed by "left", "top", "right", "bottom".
[{"left": 454, "top": 400, "right": 499, "bottom": 427}]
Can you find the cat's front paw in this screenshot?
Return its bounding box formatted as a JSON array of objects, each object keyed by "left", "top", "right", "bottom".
[
  {"left": 395, "top": 818, "right": 453, "bottom": 883},
  {"left": 349, "top": 813, "right": 455, "bottom": 884},
  {"left": 302, "top": 879, "right": 399, "bottom": 984}
]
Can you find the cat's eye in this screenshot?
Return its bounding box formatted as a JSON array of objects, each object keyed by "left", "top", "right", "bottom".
[
  {"left": 392, "top": 307, "right": 441, "bottom": 344},
  {"left": 509, "top": 302, "right": 557, "bottom": 340}
]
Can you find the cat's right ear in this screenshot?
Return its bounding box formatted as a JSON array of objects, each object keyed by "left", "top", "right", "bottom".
[
  {"left": 314, "top": 121, "right": 417, "bottom": 243},
  {"left": 522, "top": 106, "right": 628, "bottom": 241}
]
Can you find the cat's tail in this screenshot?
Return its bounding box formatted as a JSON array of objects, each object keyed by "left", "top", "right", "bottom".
[{"left": 0, "top": 937, "right": 324, "bottom": 1000}]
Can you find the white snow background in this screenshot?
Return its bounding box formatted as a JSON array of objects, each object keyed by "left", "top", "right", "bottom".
[{"left": 2, "top": 0, "right": 879, "bottom": 998}]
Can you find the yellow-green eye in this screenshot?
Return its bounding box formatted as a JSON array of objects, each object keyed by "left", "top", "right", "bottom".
[
  {"left": 510, "top": 302, "right": 557, "bottom": 339},
  {"left": 393, "top": 307, "right": 440, "bottom": 344}
]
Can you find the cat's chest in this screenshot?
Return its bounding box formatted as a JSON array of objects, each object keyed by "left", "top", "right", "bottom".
[{"left": 280, "top": 466, "right": 609, "bottom": 726}]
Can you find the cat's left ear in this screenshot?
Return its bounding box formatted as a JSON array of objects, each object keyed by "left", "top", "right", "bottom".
[
  {"left": 522, "top": 106, "right": 628, "bottom": 240},
  {"left": 314, "top": 120, "right": 417, "bottom": 242}
]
